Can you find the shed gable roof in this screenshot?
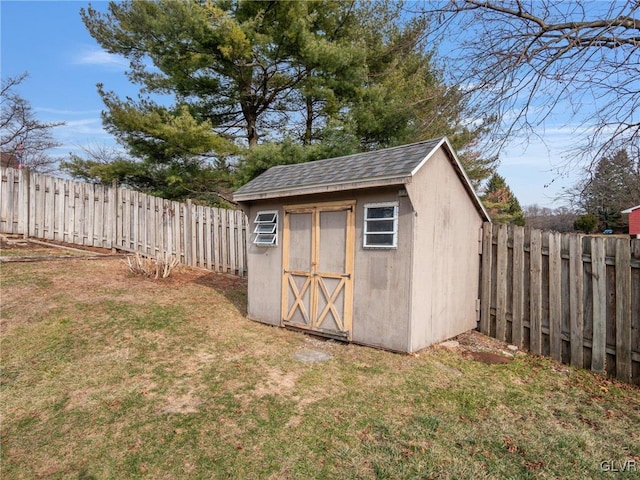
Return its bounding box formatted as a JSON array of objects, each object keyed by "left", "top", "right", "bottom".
[
  {"left": 622, "top": 205, "right": 640, "bottom": 214},
  {"left": 233, "top": 137, "right": 489, "bottom": 220}
]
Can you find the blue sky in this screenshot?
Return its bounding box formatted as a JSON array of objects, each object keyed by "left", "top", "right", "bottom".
[{"left": 1, "top": 0, "right": 583, "bottom": 207}]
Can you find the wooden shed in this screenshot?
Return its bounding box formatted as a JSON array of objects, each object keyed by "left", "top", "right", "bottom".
[
  {"left": 622, "top": 204, "right": 640, "bottom": 238},
  {"left": 233, "top": 137, "right": 490, "bottom": 353}
]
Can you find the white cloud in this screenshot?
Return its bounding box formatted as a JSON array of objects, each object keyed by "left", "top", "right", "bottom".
[
  {"left": 54, "top": 118, "right": 108, "bottom": 137},
  {"left": 72, "top": 46, "right": 128, "bottom": 69},
  {"left": 36, "top": 107, "right": 103, "bottom": 116}
]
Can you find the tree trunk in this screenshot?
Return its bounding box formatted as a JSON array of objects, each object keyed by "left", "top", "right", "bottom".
[
  {"left": 303, "top": 96, "right": 313, "bottom": 146},
  {"left": 239, "top": 73, "right": 259, "bottom": 148},
  {"left": 247, "top": 120, "right": 258, "bottom": 148},
  {"left": 240, "top": 100, "right": 258, "bottom": 148}
]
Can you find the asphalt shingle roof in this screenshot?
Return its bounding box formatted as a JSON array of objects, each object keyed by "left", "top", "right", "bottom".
[{"left": 234, "top": 137, "right": 444, "bottom": 200}]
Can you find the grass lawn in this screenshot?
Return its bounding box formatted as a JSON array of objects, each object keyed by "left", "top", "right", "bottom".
[{"left": 1, "top": 256, "right": 639, "bottom": 479}]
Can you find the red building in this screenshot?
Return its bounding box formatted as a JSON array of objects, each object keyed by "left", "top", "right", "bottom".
[{"left": 622, "top": 205, "right": 640, "bottom": 238}]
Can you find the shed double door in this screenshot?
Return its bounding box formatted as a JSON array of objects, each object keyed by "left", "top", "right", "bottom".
[{"left": 282, "top": 201, "right": 355, "bottom": 340}]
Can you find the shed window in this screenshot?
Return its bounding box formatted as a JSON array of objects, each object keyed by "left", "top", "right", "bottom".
[
  {"left": 253, "top": 210, "right": 278, "bottom": 246},
  {"left": 363, "top": 202, "right": 398, "bottom": 248}
]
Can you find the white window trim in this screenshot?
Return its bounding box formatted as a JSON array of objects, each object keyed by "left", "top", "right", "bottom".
[
  {"left": 253, "top": 210, "right": 278, "bottom": 246},
  {"left": 363, "top": 202, "right": 398, "bottom": 248}
]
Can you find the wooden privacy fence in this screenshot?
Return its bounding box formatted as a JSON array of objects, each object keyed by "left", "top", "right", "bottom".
[
  {"left": 0, "top": 167, "right": 247, "bottom": 275},
  {"left": 480, "top": 222, "right": 640, "bottom": 385}
]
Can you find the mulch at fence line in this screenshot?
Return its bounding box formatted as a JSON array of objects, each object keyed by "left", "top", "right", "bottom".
[
  {"left": 0, "top": 255, "right": 127, "bottom": 263},
  {"left": 0, "top": 234, "right": 123, "bottom": 263}
]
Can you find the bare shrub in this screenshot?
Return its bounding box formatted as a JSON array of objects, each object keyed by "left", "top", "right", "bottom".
[{"left": 124, "top": 253, "right": 180, "bottom": 279}]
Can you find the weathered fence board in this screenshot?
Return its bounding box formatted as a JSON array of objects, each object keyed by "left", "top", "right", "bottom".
[
  {"left": 0, "top": 167, "right": 247, "bottom": 276},
  {"left": 616, "top": 239, "right": 632, "bottom": 383},
  {"left": 480, "top": 224, "right": 493, "bottom": 335},
  {"left": 529, "top": 228, "right": 543, "bottom": 356},
  {"left": 591, "top": 237, "right": 607, "bottom": 373},
  {"left": 0, "top": 167, "right": 21, "bottom": 233},
  {"left": 549, "top": 231, "right": 562, "bottom": 362},
  {"left": 481, "top": 222, "right": 640, "bottom": 385},
  {"left": 512, "top": 227, "right": 525, "bottom": 348},
  {"left": 569, "top": 234, "right": 584, "bottom": 368}
]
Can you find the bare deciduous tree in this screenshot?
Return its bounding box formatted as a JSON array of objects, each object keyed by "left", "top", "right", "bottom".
[
  {"left": 523, "top": 204, "right": 578, "bottom": 232},
  {"left": 1, "top": 73, "right": 64, "bottom": 173},
  {"left": 420, "top": 0, "right": 640, "bottom": 164},
  {"left": 571, "top": 149, "right": 640, "bottom": 230}
]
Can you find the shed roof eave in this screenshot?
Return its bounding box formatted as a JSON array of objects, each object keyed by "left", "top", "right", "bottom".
[
  {"left": 233, "top": 175, "right": 412, "bottom": 203},
  {"left": 621, "top": 204, "right": 640, "bottom": 214}
]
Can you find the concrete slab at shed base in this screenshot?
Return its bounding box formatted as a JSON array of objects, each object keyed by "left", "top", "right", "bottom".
[{"left": 293, "top": 349, "right": 332, "bottom": 363}]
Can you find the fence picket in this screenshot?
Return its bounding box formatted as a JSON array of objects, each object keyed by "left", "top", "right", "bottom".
[
  {"left": 615, "top": 239, "right": 632, "bottom": 382},
  {"left": 28, "top": 171, "right": 35, "bottom": 236},
  {"left": 172, "top": 201, "right": 180, "bottom": 260},
  {"left": 140, "top": 193, "right": 148, "bottom": 255},
  {"left": 71, "top": 181, "right": 78, "bottom": 243},
  {"left": 236, "top": 210, "right": 246, "bottom": 275},
  {"left": 44, "top": 175, "right": 53, "bottom": 240},
  {"left": 184, "top": 200, "right": 193, "bottom": 267},
  {"left": 57, "top": 177, "right": 65, "bottom": 241},
  {"left": 229, "top": 209, "right": 237, "bottom": 275},
  {"left": 211, "top": 208, "right": 219, "bottom": 271},
  {"left": 548, "top": 231, "right": 562, "bottom": 362},
  {"left": 590, "top": 237, "right": 607, "bottom": 373},
  {"left": 529, "top": 228, "right": 543, "bottom": 355},
  {"left": 197, "top": 205, "right": 205, "bottom": 269},
  {"left": 480, "top": 223, "right": 493, "bottom": 335},
  {"left": 0, "top": 169, "right": 10, "bottom": 232},
  {"left": 569, "top": 234, "right": 585, "bottom": 368},
  {"left": 495, "top": 224, "right": 508, "bottom": 341},
  {"left": 122, "top": 190, "right": 131, "bottom": 250},
  {"left": 150, "top": 195, "right": 157, "bottom": 255},
  {"left": 221, "top": 208, "right": 228, "bottom": 273},
  {"left": 86, "top": 183, "right": 94, "bottom": 245},
  {"left": 512, "top": 226, "right": 525, "bottom": 347},
  {"left": 191, "top": 203, "right": 198, "bottom": 268}
]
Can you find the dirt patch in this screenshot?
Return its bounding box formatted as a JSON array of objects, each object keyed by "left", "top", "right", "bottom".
[
  {"left": 463, "top": 350, "right": 513, "bottom": 364},
  {"left": 253, "top": 367, "right": 299, "bottom": 398},
  {"left": 162, "top": 390, "right": 202, "bottom": 415},
  {"left": 191, "top": 270, "right": 247, "bottom": 293},
  {"left": 437, "top": 330, "right": 520, "bottom": 364}
]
